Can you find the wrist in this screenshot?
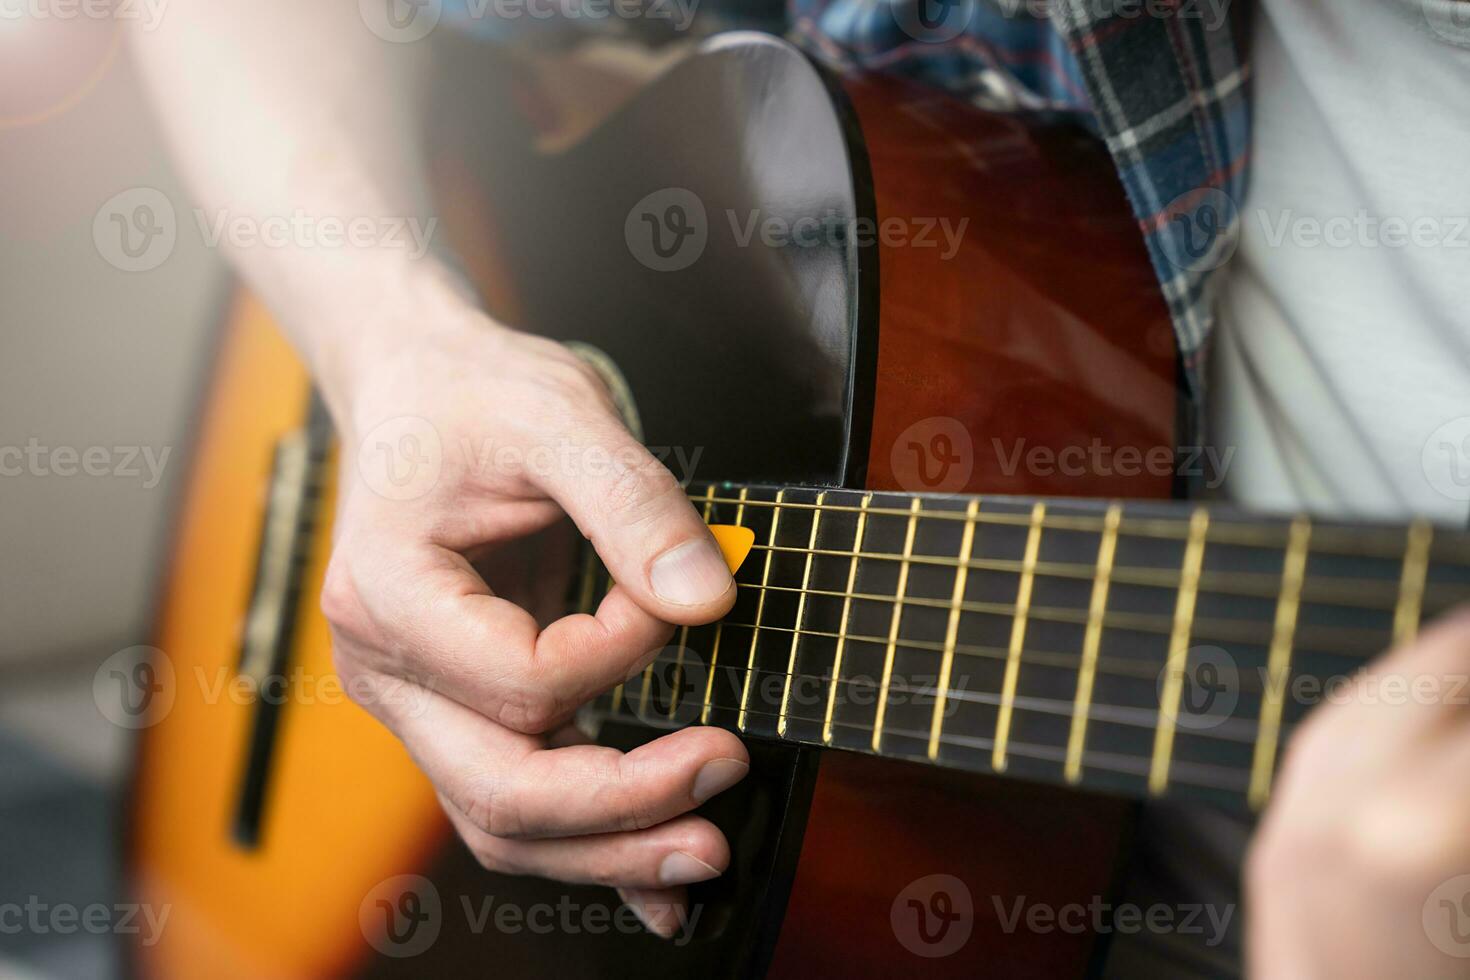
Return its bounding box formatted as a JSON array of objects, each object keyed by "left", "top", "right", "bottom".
[{"left": 299, "top": 256, "right": 506, "bottom": 425}]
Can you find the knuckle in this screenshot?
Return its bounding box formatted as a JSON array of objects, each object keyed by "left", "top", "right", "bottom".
[
  {"left": 462, "top": 775, "right": 526, "bottom": 840},
  {"left": 605, "top": 754, "right": 658, "bottom": 833},
  {"left": 319, "top": 559, "right": 363, "bottom": 633},
  {"left": 541, "top": 356, "right": 609, "bottom": 406},
  {"left": 495, "top": 686, "right": 561, "bottom": 736},
  {"left": 602, "top": 452, "right": 680, "bottom": 526}
]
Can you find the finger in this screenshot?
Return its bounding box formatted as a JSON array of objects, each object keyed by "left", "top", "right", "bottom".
[
  {"left": 1276, "top": 608, "right": 1470, "bottom": 794},
  {"left": 341, "top": 542, "right": 676, "bottom": 732},
  {"left": 525, "top": 413, "right": 735, "bottom": 626},
  {"left": 382, "top": 683, "right": 750, "bottom": 839},
  {"left": 442, "top": 803, "right": 729, "bottom": 892},
  {"left": 1347, "top": 606, "right": 1470, "bottom": 735},
  {"left": 617, "top": 886, "right": 691, "bottom": 941}
]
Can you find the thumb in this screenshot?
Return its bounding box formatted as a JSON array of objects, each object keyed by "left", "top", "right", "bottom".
[{"left": 530, "top": 416, "right": 735, "bottom": 626}]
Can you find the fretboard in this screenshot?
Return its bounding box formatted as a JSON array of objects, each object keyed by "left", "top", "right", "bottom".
[{"left": 585, "top": 483, "right": 1470, "bottom": 810}]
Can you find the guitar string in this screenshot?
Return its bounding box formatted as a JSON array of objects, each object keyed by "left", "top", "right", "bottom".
[
  {"left": 681, "top": 613, "right": 1284, "bottom": 697},
  {"left": 594, "top": 668, "right": 1255, "bottom": 796},
  {"left": 693, "top": 491, "right": 1465, "bottom": 566},
  {"left": 741, "top": 542, "right": 1462, "bottom": 613},
  {"left": 624, "top": 649, "right": 1271, "bottom": 745},
  {"left": 726, "top": 575, "right": 1408, "bottom": 659}
]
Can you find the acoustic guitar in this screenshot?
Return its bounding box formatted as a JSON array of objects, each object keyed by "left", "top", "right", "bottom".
[{"left": 123, "top": 32, "right": 1470, "bottom": 978}]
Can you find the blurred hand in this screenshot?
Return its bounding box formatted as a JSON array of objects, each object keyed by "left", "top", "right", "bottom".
[
  {"left": 320, "top": 312, "right": 746, "bottom": 937},
  {"left": 1247, "top": 610, "right": 1470, "bottom": 978}
]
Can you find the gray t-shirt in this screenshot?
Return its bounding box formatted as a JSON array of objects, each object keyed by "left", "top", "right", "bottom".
[{"left": 1111, "top": 0, "right": 1470, "bottom": 975}]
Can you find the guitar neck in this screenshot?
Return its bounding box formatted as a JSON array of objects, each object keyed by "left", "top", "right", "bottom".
[{"left": 587, "top": 482, "right": 1470, "bottom": 810}]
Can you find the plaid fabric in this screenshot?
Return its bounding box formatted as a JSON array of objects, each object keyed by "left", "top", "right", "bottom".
[{"left": 789, "top": 0, "right": 1253, "bottom": 422}]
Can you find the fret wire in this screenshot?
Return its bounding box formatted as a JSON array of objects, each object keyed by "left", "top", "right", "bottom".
[
  {"left": 929, "top": 498, "right": 980, "bottom": 760},
  {"left": 667, "top": 486, "right": 718, "bottom": 721},
  {"left": 701, "top": 487, "right": 748, "bottom": 724},
  {"left": 1065, "top": 503, "right": 1122, "bottom": 784},
  {"left": 738, "top": 489, "right": 785, "bottom": 732},
  {"left": 637, "top": 645, "right": 656, "bottom": 718},
  {"left": 823, "top": 493, "right": 872, "bottom": 744},
  {"left": 779, "top": 491, "right": 826, "bottom": 737},
  {"left": 1393, "top": 520, "right": 1433, "bottom": 646},
  {"left": 1150, "top": 507, "right": 1211, "bottom": 795},
  {"left": 729, "top": 568, "right": 1399, "bottom": 658},
  {"left": 574, "top": 544, "right": 599, "bottom": 617},
  {"left": 872, "top": 498, "right": 922, "bottom": 752},
  {"left": 606, "top": 573, "right": 625, "bottom": 713},
  {"left": 740, "top": 541, "right": 1441, "bottom": 613},
  {"left": 994, "top": 502, "right": 1044, "bottom": 772},
  {"left": 693, "top": 492, "right": 1470, "bottom": 566},
  {"left": 1249, "top": 516, "right": 1311, "bottom": 809}
]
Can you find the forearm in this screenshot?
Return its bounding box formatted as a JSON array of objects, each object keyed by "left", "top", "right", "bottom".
[{"left": 129, "top": 0, "right": 482, "bottom": 416}]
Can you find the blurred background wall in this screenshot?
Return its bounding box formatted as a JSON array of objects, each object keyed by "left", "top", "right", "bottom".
[
  {"left": 2, "top": 20, "right": 221, "bottom": 978},
  {"left": 2, "top": 35, "right": 222, "bottom": 672}
]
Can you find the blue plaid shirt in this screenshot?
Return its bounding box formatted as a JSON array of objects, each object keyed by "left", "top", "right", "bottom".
[
  {"left": 447, "top": 0, "right": 1252, "bottom": 429},
  {"left": 787, "top": 0, "right": 1251, "bottom": 427}
]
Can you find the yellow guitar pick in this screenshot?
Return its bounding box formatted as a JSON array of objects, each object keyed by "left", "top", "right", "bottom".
[{"left": 709, "top": 525, "right": 755, "bottom": 574}]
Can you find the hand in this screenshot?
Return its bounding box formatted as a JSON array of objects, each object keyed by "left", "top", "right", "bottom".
[
  {"left": 1247, "top": 610, "right": 1470, "bottom": 978},
  {"left": 319, "top": 311, "right": 746, "bottom": 937}
]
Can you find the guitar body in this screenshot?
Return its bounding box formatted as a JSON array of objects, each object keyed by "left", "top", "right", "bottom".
[{"left": 125, "top": 34, "right": 1176, "bottom": 978}]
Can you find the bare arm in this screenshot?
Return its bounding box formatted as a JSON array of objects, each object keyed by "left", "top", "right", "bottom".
[
  {"left": 131, "top": 2, "right": 745, "bottom": 938},
  {"left": 130, "top": 1, "right": 450, "bottom": 408}
]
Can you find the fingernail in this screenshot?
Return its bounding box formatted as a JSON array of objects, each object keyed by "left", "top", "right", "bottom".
[
  {"left": 658, "top": 850, "right": 720, "bottom": 886},
  {"left": 692, "top": 757, "right": 749, "bottom": 803},
  {"left": 616, "top": 887, "right": 677, "bottom": 939},
  {"left": 649, "top": 539, "right": 733, "bottom": 607}
]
